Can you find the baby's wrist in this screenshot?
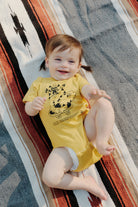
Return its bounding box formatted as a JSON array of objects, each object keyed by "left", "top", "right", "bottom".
[{"left": 25, "top": 102, "right": 39, "bottom": 116}]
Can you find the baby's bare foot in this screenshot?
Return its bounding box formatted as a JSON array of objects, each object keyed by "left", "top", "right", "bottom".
[
  {"left": 96, "top": 142, "right": 115, "bottom": 155},
  {"left": 83, "top": 176, "right": 107, "bottom": 200}
]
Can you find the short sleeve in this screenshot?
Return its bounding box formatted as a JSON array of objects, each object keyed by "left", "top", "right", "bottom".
[
  {"left": 76, "top": 73, "right": 89, "bottom": 90},
  {"left": 23, "top": 77, "right": 42, "bottom": 103}
]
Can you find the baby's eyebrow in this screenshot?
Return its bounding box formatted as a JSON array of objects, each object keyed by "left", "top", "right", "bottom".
[
  {"left": 68, "top": 58, "right": 75, "bottom": 61},
  {"left": 54, "top": 55, "right": 62, "bottom": 58}
]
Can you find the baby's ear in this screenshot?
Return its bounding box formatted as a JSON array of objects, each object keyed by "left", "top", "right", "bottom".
[
  {"left": 79, "top": 62, "right": 82, "bottom": 68},
  {"left": 78, "top": 62, "right": 82, "bottom": 71},
  {"left": 45, "top": 57, "right": 49, "bottom": 68}
]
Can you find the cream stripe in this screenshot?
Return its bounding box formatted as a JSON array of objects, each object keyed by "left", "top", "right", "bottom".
[
  {"left": 46, "top": 0, "right": 65, "bottom": 33},
  {"left": 109, "top": 150, "right": 138, "bottom": 206},
  {"left": 47, "top": 0, "right": 74, "bottom": 35},
  {"left": 118, "top": 0, "right": 138, "bottom": 30},
  {"left": 112, "top": 125, "right": 138, "bottom": 189},
  {"left": 127, "top": 0, "right": 138, "bottom": 17},
  {"left": 118, "top": 0, "right": 138, "bottom": 34},
  {"left": 111, "top": 0, "right": 138, "bottom": 47},
  {"left": 0, "top": 86, "right": 49, "bottom": 207}
]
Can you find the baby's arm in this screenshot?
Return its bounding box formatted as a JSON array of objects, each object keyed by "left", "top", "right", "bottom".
[
  {"left": 25, "top": 97, "right": 46, "bottom": 116},
  {"left": 81, "top": 84, "right": 111, "bottom": 101}
]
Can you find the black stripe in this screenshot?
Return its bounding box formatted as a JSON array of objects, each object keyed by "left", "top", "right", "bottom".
[
  {"left": 21, "top": 0, "right": 49, "bottom": 50},
  {"left": 65, "top": 190, "right": 79, "bottom": 207},
  {"left": 95, "top": 159, "right": 125, "bottom": 207},
  {"left": 0, "top": 23, "right": 28, "bottom": 97}
]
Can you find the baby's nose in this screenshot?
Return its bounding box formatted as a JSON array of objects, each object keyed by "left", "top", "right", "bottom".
[{"left": 61, "top": 60, "right": 68, "bottom": 67}]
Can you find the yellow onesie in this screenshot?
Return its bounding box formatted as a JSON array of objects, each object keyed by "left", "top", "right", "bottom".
[{"left": 23, "top": 73, "right": 102, "bottom": 172}]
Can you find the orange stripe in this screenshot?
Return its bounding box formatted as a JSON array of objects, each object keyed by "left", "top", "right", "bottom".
[
  {"left": 127, "top": 0, "right": 138, "bottom": 16},
  {"left": 102, "top": 155, "right": 137, "bottom": 206},
  {"left": 88, "top": 194, "right": 102, "bottom": 206},
  {"left": 110, "top": 154, "right": 137, "bottom": 206},
  {"left": 0, "top": 41, "right": 24, "bottom": 97},
  {"left": 27, "top": 0, "right": 57, "bottom": 39},
  {"left": 51, "top": 189, "right": 72, "bottom": 207}
]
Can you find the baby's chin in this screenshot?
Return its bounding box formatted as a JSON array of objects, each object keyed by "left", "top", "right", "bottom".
[{"left": 51, "top": 73, "right": 74, "bottom": 81}]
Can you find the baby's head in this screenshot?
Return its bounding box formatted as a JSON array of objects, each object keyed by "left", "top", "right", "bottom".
[
  {"left": 45, "top": 34, "right": 83, "bottom": 64},
  {"left": 40, "top": 34, "right": 92, "bottom": 72}
]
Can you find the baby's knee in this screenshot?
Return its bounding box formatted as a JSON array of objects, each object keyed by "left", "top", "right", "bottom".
[
  {"left": 98, "top": 98, "right": 113, "bottom": 111},
  {"left": 42, "top": 164, "right": 64, "bottom": 188}
]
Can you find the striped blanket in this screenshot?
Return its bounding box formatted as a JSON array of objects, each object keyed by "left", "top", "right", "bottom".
[{"left": 0, "top": 0, "right": 138, "bottom": 206}]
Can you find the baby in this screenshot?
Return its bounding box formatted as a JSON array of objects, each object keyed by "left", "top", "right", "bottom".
[{"left": 23, "top": 34, "right": 115, "bottom": 200}]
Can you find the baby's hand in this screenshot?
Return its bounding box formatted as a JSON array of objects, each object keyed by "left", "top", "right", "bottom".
[
  {"left": 81, "top": 85, "right": 111, "bottom": 101},
  {"left": 31, "top": 97, "right": 46, "bottom": 111},
  {"left": 88, "top": 88, "right": 111, "bottom": 100}
]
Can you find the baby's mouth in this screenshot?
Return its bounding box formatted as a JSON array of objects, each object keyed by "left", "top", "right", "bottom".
[{"left": 57, "top": 70, "right": 69, "bottom": 74}]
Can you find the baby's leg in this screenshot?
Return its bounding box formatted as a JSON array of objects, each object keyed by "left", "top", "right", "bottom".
[
  {"left": 84, "top": 98, "right": 115, "bottom": 155},
  {"left": 42, "top": 147, "right": 107, "bottom": 200}
]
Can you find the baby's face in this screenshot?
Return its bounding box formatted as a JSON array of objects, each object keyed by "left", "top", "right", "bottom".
[{"left": 45, "top": 46, "right": 81, "bottom": 81}]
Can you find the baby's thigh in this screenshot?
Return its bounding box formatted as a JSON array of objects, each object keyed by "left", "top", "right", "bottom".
[
  {"left": 43, "top": 147, "right": 73, "bottom": 177},
  {"left": 84, "top": 107, "right": 97, "bottom": 141}
]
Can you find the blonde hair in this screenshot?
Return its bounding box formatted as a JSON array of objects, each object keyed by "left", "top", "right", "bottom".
[{"left": 40, "top": 34, "right": 92, "bottom": 72}]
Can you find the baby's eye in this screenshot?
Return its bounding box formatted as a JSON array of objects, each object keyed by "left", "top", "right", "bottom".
[
  {"left": 55, "top": 58, "right": 61, "bottom": 61},
  {"left": 68, "top": 60, "right": 75, "bottom": 64}
]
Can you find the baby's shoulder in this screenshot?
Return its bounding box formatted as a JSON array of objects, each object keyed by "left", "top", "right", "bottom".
[{"left": 35, "top": 76, "right": 52, "bottom": 83}]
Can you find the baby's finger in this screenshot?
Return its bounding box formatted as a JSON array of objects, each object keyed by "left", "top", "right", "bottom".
[
  {"left": 101, "top": 91, "right": 111, "bottom": 99},
  {"left": 91, "top": 89, "right": 97, "bottom": 94},
  {"left": 33, "top": 106, "right": 43, "bottom": 111},
  {"left": 38, "top": 97, "right": 47, "bottom": 103},
  {"left": 36, "top": 97, "right": 46, "bottom": 104},
  {"left": 32, "top": 99, "right": 45, "bottom": 110},
  {"left": 42, "top": 97, "right": 47, "bottom": 102},
  {"left": 105, "top": 94, "right": 111, "bottom": 99}
]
